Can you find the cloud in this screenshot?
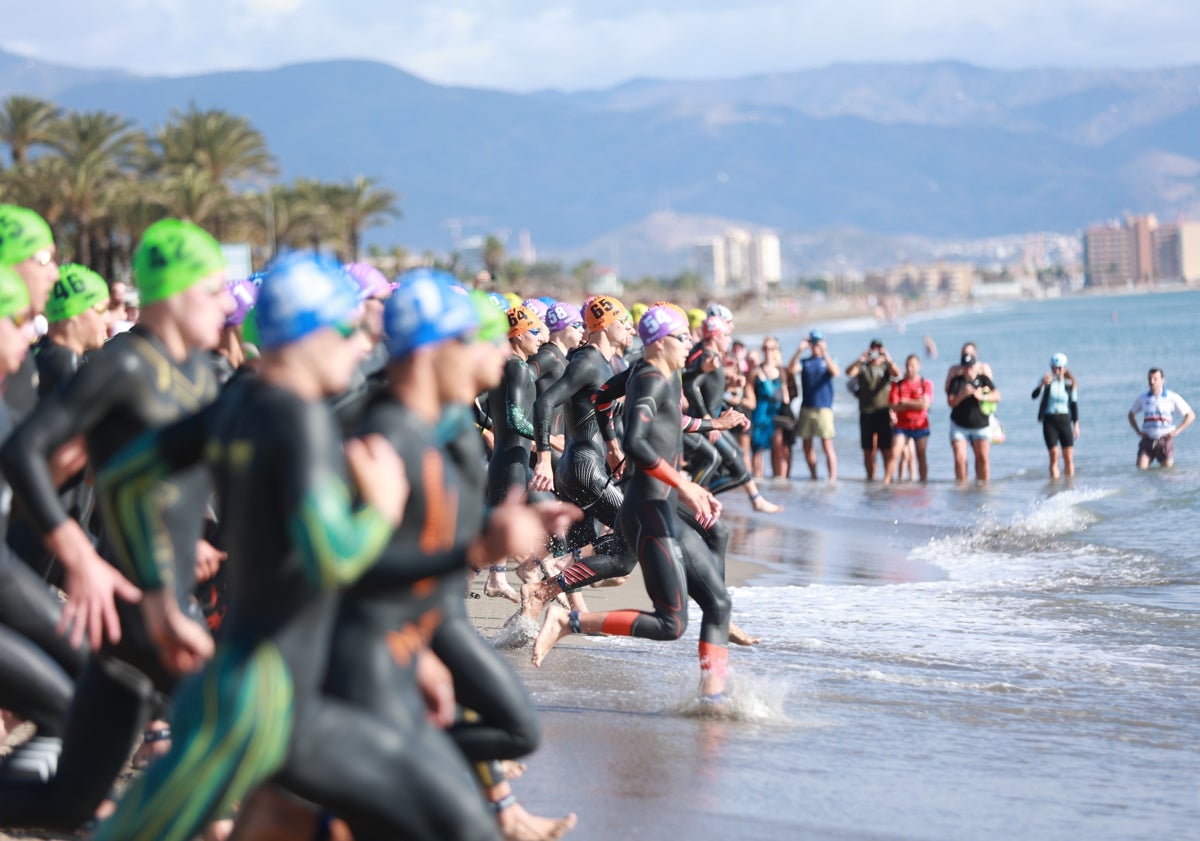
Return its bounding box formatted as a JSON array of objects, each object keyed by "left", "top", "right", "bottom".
[{"left": 3, "top": 1, "right": 1200, "bottom": 90}]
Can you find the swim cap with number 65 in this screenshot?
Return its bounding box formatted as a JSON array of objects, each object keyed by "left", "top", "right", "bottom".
[{"left": 584, "top": 295, "right": 627, "bottom": 332}]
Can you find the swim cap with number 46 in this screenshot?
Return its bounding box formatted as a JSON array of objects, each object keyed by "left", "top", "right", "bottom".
[{"left": 584, "top": 295, "right": 627, "bottom": 332}]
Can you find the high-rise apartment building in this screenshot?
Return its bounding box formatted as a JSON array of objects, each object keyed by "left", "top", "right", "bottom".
[
  {"left": 1084, "top": 214, "right": 1200, "bottom": 287},
  {"left": 695, "top": 229, "right": 782, "bottom": 293}
]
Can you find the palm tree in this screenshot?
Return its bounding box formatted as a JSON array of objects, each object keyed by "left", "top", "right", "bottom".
[
  {"left": 324, "top": 176, "right": 401, "bottom": 261},
  {"left": 483, "top": 235, "right": 506, "bottom": 281},
  {"left": 0, "top": 95, "right": 61, "bottom": 166},
  {"left": 155, "top": 165, "right": 229, "bottom": 230},
  {"left": 45, "top": 111, "right": 141, "bottom": 265},
  {"left": 146, "top": 105, "right": 276, "bottom": 238}
]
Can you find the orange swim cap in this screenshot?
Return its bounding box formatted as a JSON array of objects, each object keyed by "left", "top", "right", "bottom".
[
  {"left": 583, "top": 295, "right": 627, "bottom": 332},
  {"left": 507, "top": 305, "right": 543, "bottom": 338}
]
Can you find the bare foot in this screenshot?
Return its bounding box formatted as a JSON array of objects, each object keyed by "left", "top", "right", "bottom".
[
  {"left": 515, "top": 558, "right": 544, "bottom": 584},
  {"left": 589, "top": 575, "right": 626, "bottom": 588},
  {"left": 497, "top": 800, "right": 578, "bottom": 841},
  {"left": 540, "top": 554, "right": 570, "bottom": 576},
  {"left": 751, "top": 495, "right": 782, "bottom": 514},
  {"left": 519, "top": 580, "right": 560, "bottom": 620},
  {"left": 485, "top": 570, "right": 520, "bottom": 603},
  {"left": 532, "top": 605, "right": 573, "bottom": 667},
  {"left": 499, "top": 759, "right": 526, "bottom": 780},
  {"left": 728, "top": 621, "right": 761, "bottom": 646}
]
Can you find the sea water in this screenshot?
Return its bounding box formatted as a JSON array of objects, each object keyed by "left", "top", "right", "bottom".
[{"left": 508, "top": 290, "right": 1200, "bottom": 841}]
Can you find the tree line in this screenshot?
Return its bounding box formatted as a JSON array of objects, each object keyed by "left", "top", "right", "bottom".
[{"left": 0, "top": 95, "right": 400, "bottom": 279}]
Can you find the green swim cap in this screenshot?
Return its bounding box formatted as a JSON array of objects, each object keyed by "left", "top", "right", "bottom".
[
  {"left": 0, "top": 205, "right": 54, "bottom": 267},
  {"left": 132, "top": 219, "right": 224, "bottom": 306},
  {"left": 47, "top": 263, "right": 110, "bottom": 323},
  {"left": 0, "top": 265, "right": 31, "bottom": 320},
  {"left": 471, "top": 290, "right": 509, "bottom": 343},
  {"left": 241, "top": 308, "right": 260, "bottom": 348}
]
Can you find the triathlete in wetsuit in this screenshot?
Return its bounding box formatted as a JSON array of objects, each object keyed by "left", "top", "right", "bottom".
[
  {"left": 11, "top": 263, "right": 113, "bottom": 584},
  {"left": 529, "top": 295, "right": 637, "bottom": 591},
  {"left": 481, "top": 305, "right": 549, "bottom": 601},
  {"left": 0, "top": 220, "right": 230, "bottom": 832},
  {"left": 683, "top": 315, "right": 780, "bottom": 512},
  {"left": 432, "top": 290, "right": 578, "bottom": 839},
  {"left": 0, "top": 268, "right": 87, "bottom": 783},
  {"left": 91, "top": 253, "right": 415, "bottom": 841},
  {"left": 533, "top": 305, "right": 731, "bottom": 699},
  {"left": 0, "top": 204, "right": 59, "bottom": 423}
]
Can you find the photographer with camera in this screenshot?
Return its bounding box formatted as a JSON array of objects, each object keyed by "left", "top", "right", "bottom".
[{"left": 845, "top": 339, "right": 900, "bottom": 481}]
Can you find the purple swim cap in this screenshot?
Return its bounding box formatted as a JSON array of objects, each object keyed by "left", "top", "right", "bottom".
[
  {"left": 522, "top": 297, "right": 549, "bottom": 321},
  {"left": 225, "top": 278, "right": 260, "bottom": 327},
  {"left": 638, "top": 305, "right": 690, "bottom": 346},
  {"left": 545, "top": 302, "right": 582, "bottom": 333},
  {"left": 344, "top": 262, "right": 393, "bottom": 301}
]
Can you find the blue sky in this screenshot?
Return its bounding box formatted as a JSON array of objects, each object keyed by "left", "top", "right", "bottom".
[{"left": 3, "top": 0, "right": 1198, "bottom": 91}]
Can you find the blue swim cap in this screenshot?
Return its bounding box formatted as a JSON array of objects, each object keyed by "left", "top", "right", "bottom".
[
  {"left": 485, "top": 291, "right": 509, "bottom": 312},
  {"left": 254, "top": 252, "right": 360, "bottom": 351},
  {"left": 538, "top": 296, "right": 556, "bottom": 307},
  {"left": 808, "top": 329, "right": 824, "bottom": 342},
  {"left": 1050, "top": 352, "right": 1068, "bottom": 369},
  {"left": 385, "top": 268, "right": 477, "bottom": 359}
]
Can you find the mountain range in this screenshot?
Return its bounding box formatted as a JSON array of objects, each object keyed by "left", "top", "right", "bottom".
[{"left": 2, "top": 51, "right": 1199, "bottom": 275}]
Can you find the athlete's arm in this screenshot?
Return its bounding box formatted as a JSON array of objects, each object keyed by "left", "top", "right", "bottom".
[
  {"left": 533, "top": 353, "right": 594, "bottom": 452},
  {"left": 1, "top": 347, "right": 140, "bottom": 535},
  {"left": 594, "top": 365, "right": 633, "bottom": 442},
  {"left": 286, "top": 407, "right": 401, "bottom": 588}
]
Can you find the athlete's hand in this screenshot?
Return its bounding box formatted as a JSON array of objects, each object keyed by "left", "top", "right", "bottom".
[
  {"left": 49, "top": 434, "right": 89, "bottom": 486},
  {"left": 678, "top": 481, "right": 721, "bottom": 529},
  {"left": 347, "top": 434, "right": 410, "bottom": 527},
  {"left": 713, "top": 409, "right": 749, "bottom": 431},
  {"left": 194, "top": 539, "right": 226, "bottom": 583},
  {"left": 416, "top": 649, "right": 456, "bottom": 729},
  {"left": 605, "top": 440, "right": 625, "bottom": 480},
  {"left": 142, "top": 590, "right": 214, "bottom": 675},
  {"left": 529, "top": 452, "right": 555, "bottom": 493},
  {"left": 47, "top": 519, "right": 142, "bottom": 650},
  {"left": 528, "top": 499, "right": 583, "bottom": 540}
]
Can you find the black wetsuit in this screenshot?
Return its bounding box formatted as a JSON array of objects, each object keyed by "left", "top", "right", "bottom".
[
  {"left": 92, "top": 375, "right": 435, "bottom": 841},
  {"left": 0, "top": 401, "right": 87, "bottom": 745},
  {"left": 485, "top": 355, "right": 537, "bottom": 506},
  {"left": 11, "top": 338, "right": 98, "bottom": 584},
  {"left": 682, "top": 342, "right": 751, "bottom": 495},
  {"left": 329, "top": 342, "right": 389, "bottom": 435},
  {"left": 527, "top": 341, "right": 568, "bottom": 513},
  {"left": 0, "top": 327, "right": 217, "bottom": 831},
  {"left": 533, "top": 344, "right": 636, "bottom": 589},
  {"left": 596, "top": 360, "right": 733, "bottom": 602},
  {"left": 607, "top": 362, "right": 730, "bottom": 651},
  {"left": 2, "top": 351, "right": 40, "bottom": 423},
  {"left": 436, "top": 404, "right": 543, "bottom": 783},
  {"left": 310, "top": 394, "right": 501, "bottom": 839}
]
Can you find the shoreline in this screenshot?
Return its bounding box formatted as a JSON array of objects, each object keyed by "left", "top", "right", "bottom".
[{"left": 728, "top": 283, "right": 1199, "bottom": 336}]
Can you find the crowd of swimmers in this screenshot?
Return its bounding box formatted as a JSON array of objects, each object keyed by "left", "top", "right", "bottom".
[{"left": 0, "top": 205, "right": 780, "bottom": 841}]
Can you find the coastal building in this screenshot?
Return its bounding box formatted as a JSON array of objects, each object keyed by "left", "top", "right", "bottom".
[
  {"left": 695, "top": 229, "right": 782, "bottom": 293},
  {"left": 1083, "top": 214, "right": 1200, "bottom": 287}
]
